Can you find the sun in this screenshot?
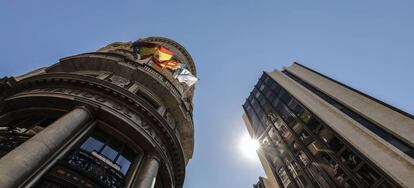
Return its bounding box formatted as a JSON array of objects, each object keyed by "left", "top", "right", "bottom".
[{"left": 239, "top": 133, "right": 260, "bottom": 160}]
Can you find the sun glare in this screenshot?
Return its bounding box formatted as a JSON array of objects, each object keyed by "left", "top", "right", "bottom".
[{"left": 239, "top": 133, "right": 260, "bottom": 160}]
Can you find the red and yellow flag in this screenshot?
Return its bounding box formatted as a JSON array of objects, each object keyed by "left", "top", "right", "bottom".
[
  {"left": 157, "top": 60, "right": 179, "bottom": 70},
  {"left": 137, "top": 42, "right": 179, "bottom": 70},
  {"left": 153, "top": 46, "right": 173, "bottom": 62}
]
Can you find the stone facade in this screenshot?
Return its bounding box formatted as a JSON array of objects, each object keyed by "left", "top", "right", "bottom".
[{"left": 0, "top": 36, "right": 196, "bottom": 188}]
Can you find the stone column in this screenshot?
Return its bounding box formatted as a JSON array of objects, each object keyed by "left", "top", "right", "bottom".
[
  {"left": 134, "top": 153, "right": 161, "bottom": 188},
  {"left": 0, "top": 106, "right": 94, "bottom": 188}
]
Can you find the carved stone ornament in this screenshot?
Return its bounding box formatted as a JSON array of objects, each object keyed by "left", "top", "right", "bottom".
[{"left": 109, "top": 75, "right": 130, "bottom": 88}]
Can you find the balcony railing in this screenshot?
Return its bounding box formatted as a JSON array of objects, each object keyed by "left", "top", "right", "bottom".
[
  {"left": 62, "top": 149, "right": 125, "bottom": 188},
  {"left": 0, "top": 132, "right": 32, "bottom": 157}
]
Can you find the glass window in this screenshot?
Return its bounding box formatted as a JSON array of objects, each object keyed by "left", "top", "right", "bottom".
[
  {"left": 248, "top": 94, "right": 254, "bottom": 102},
  {"left": 356, "top": 164, "right": 381, "bottom": 185},
  {"left": 259, "top": 84, "right": 265, "bottom": 91},
  {"left": 271, "top": 97, "right": 280, "bottom": 108},
  {"left": 262, "top": 103, "right": 272, "bottom": 114},
  {"left": 270, "top": 82, "right": 280, "bottom": 93},
  {"left": 278, "top": 167, "right": 292, "bottom": 187},
  {"left": 377, "top": 181, "right": 393, "bottom": 188},
  {"left": 327, "top": 137, "right": 344, "bottom": 152},
  {"left": 300, "top": 110, "right": 312, "bottom": 123},
  {"left": 254, "top": 89, "right": 260, "bottom": 98},
  {"left": 306, "top": 118, "right": 322, "bottom": 134},
  {"left": 81, "top": 137, "right": 104, "bottom": 152},
  {"left": 117, "top": 155, "right": 132, "bottom": 175},
  {"left": 299, "top": 131, "right": 311, "bottom": 143},
  {"left": 264, "top": 76, "right": 272, "bottom": 85},
  {"left": 295, "top": 175, "right": 308, "bottom": 188},
  {"left": 268, "top": 127, "right": 278, "bottom": 141},
  {"left": 256, "top": 123, "right": 265, "bottom": 136},
  {"left": 280, "top": 92, "right": 291, "bottom": 104},
  {"left": 298, "top": 151, "right": 310, "bottom": 165},
  {"left": 287, "top": 99, "right": 304, "bottom": 116},
  {"left": 101, "top": 145, "right": 118, "bottom": 161},
  {"left": 342, "top": 179, "right": 358, "bottom": 188},
  {"left": 340, "top": 149, "right": 361, "bottom": 170},
  {"left": 78, "top": 129, "right": 136, "bottom": 175},
  {"left": 259, "top": 96, "right": 266, "bottom": 106}
]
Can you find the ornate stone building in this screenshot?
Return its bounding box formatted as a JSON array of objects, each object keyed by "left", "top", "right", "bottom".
[
  {"left": 0, "top": 36, "right": 197, "bottom": 188},
  {"left": 243, "top": 63, "right": 414, "bottom": 188}
]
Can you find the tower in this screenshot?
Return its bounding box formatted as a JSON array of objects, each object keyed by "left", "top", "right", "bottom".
[
  {"left": 243, "top": 63, "right": 414, "bottom": 188},
  {"left": 0, "top": 37, "right": 197, "bottom": 188}
]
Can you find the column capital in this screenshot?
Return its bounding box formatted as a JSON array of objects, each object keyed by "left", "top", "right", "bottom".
[{"left": 75, "top": 105, "right": 97, "bottom": 119}]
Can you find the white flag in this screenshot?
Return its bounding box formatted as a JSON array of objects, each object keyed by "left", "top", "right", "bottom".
[{"left": 176, "top": 68, "right": 198, "bottom": 87}]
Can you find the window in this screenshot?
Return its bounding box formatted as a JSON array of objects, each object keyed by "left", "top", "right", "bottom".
[
  {"left": 300, "top": 110, "right": 312, "bottom": 123},
  {"left": 298, "top": 151, "right": 310, "bottom": 165},
  {"left": 268, "top": 127, "right": 279, "bottom": 141},
  {"left": 271, "top": 97, "right": 280, "bottom": 108},
  {"left": 299, "top": 131, "right": 311, "bottom": 144},
  {"left": 356, "top": 164, "right": 381, "bottom": 185},
  {"left": 295, "top": 175, "right": 308, "bottom": 188},
  {"left": 326, "top": 136, "right": 344, "bottom": 153},
  {"left": 80, "top": 129, "right": 135, "bottom": 175},
  {"left": 287, "top": 99, "right": 304, "bottom": 116},
  {"left": 340, "top": 149, "right": 361, "bottom": 170},
  {"left": 262, "top": 102, "right": 272, "bottom": 114},
  {"left": 270, "top": 82, "right": 281, "bottom": 94},
  {"left": 278, "top": 167, "right": 292, "bottom": 188},
  {"left": 342, "top": 179, "right": 358, "bottom": 188},
  {"left": 286, "top": 158, "right": 301, "bottom": 178},
  {"left": 259, "top": 84, "right": 265, "bottom": 91},
  {"left": 306, "top": 118, "right": 322, "bottom": 134},
  {"left": 377, "top": 181, "right": 393, "bottom": 188},
  {"left": 254, "top": 88, "right": 260, "bottom": 98},
  {"left": 264, "top": 76, "right": 272, "bottom": 85},
  {"left": 248, "top": 94, "right": 254, "bottom": 102}
]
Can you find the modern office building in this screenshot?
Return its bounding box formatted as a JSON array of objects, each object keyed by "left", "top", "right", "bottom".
[
  {"left": 242, "top": 63, "right": 414, "bottom": 188},
  {"left": 254, "top": 177, "right": 273, "bottom": 188},
  {"left": 0, "top": 36, "right": 197, "bottom": 188}
]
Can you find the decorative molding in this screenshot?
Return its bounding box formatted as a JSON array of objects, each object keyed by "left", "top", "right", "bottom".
[
  {"left": 109, "top": 75, "right": 130, "bottom": 88},
  {"left": 9, "top": 74, "right": 186, "bottom": 185}
]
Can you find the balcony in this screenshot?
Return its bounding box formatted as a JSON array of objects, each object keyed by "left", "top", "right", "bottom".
[
  {"left": 61, "top": 149, "right": 126, "bottom": 188},
  {"left": 0, "top": 131, "right": 32, "bottom": 157}
]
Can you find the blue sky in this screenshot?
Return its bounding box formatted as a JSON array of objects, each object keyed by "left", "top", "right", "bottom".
[{"left": 1, "top": 1, "right": 413, "bottom": 187}]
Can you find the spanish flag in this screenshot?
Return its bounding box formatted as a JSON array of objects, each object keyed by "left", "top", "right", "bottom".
[
  {"left": 157, "top": 60, "right": 179, "bottom": 70},
  {"left": 153, "top": 46, "right": 173, "bottom": 63}
]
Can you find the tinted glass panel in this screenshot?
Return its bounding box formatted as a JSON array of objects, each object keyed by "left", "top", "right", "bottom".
[
  {"left": 81, "top": 137, "right": 104, "bottom": 152},
  {"left": 116, "top": 155, "right": 132, "bottom": 175},
  {"left": 101, "top": 146, "right": 118, "bottom": 161}
]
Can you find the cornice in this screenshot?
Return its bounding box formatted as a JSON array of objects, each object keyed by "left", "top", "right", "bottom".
[{"left": 11, "top": 73, "right": 187, "bottom": 186}]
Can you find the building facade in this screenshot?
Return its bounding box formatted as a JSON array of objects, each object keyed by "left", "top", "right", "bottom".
[
  {"left": 0, "top": 36, "right": 196, "bottom": 188},
  {"left": 254, "top": 177, "right": 273, "bottom": 188},
  {"left": 243, "top": 63, "right": 414, "bottom": 188}
]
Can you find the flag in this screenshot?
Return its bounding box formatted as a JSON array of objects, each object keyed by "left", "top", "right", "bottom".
[
  {"left": 175, "top": 68, "right": 198, "bottom": 87},
  {"left": 153, "top": 46, "right": 173, "bottom": 62},
  {"left": 131, "top": 41, "right": 172, "bottom": 61},
  {"left": 158, "top": 60, "right": 178, "bottom": 70}
]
